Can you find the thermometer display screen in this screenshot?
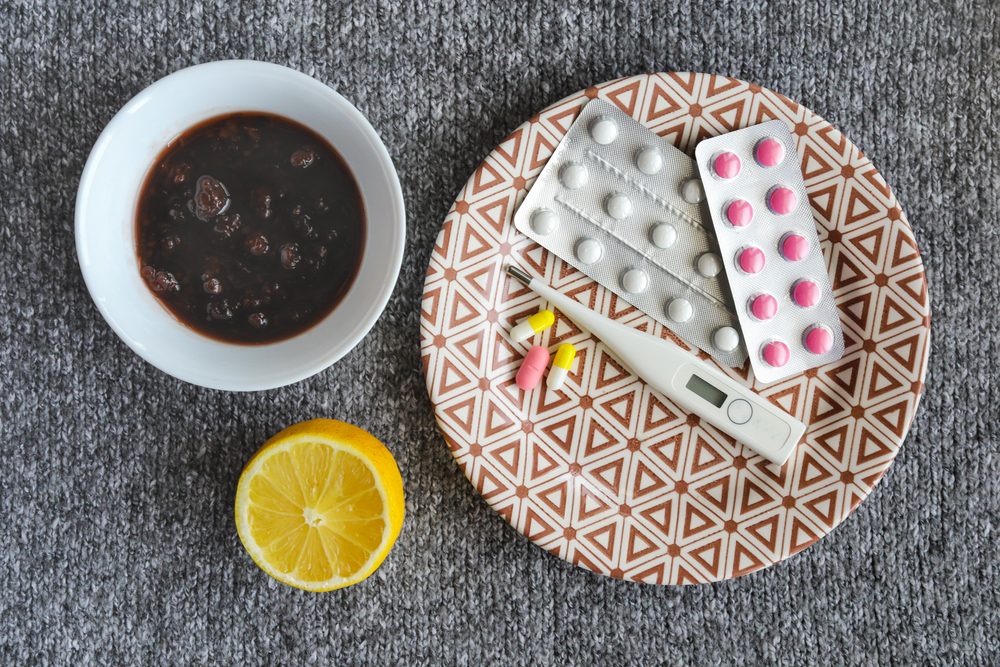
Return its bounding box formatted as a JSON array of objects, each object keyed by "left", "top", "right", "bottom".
[{"left": 685, "top": 374, "right": 727, "bottom": 408}]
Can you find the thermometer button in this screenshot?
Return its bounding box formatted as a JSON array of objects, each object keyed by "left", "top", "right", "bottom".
[{"left": 727, "top": 399, "right": 753, "bottom": 425}]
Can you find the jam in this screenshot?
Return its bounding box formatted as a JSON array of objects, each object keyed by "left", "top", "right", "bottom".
[{"left": 135, "top": 113, "right": 365, "bottom": 344}]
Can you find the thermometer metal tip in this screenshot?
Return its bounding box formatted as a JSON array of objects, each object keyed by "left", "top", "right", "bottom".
[{"left": 506, "top": 264, "right": 532, "bottom": 285}]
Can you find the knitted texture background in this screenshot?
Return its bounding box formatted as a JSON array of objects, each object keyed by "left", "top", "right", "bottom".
[{"left": 1, "top": 0, "right": 998, "bottom": 664}]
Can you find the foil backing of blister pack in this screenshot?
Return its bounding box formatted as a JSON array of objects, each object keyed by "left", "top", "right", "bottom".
[
  {"left": 513, "top": 99, "right": 747, "bottom": 368},
  {"left": 694, "top": 120, "right": 845, "bottom": 384}
]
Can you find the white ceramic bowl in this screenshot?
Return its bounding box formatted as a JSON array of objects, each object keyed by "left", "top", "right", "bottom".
[{"left": 76, "top": 61, "right": 405, "bottom": 391}]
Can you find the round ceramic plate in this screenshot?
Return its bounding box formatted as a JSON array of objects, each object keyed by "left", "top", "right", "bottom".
[{"left": 420, "top": 73, "right": 930, "bottom": 584}]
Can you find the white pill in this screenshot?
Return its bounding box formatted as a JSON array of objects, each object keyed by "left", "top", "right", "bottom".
[
  {"left": 667, "top": 298, "right": 693, "bottom": 323},
  {"left": 605, "top": 193, "right": 633, "bottom": 219},
  {"left": 651, "top": 223, "right": 677, "bottom": 249},
  {"left": 621, "top": 268, "right": 648, "bottom": 294},
  {"left": 713, "top": 326, "right": 740, "bottom": 352},
  {"left": 636, "top": 147, "right": 663, "bottom": 175},
  {"left": 681, "top": 178, "right": 705, "bottom": 204},
  {"left": 590, "top": 117, "right": 619, "bottom": 144},
  {"left": 696, "top": 252, "right": 722, "bottom": 277},
  {"left": 575, "top": 238, "right": 603, "bottom": 265},
  {"left": 560, "top": 162, "right": 588, "bottom": 190},
  {"left": 530, "top": 208, "right": 558, "bottom": 235}
]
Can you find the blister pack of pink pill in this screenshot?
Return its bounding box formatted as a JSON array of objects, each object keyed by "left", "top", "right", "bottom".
[
  {"left": 513, "top": 99, "right": 747, "bottom": 368},
  {"left": 694, "top": 120, "right": 845, "bottom": 384}
]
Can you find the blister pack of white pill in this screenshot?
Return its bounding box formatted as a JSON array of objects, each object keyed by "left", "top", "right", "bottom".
[
  {"left": 513, "top": 99, "right": 746, "bottom": 368},
  {"left": 694, "top": 120, "right": 845, "bottom": 384}
]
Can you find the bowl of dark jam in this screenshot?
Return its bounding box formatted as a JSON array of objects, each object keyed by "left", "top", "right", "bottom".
[{"left": 76, "top": 61, "right": 405, "bottom": 390}]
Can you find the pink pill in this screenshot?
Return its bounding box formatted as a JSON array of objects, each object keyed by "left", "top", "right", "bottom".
[
  {"left": 725, "top": 199, "right": 754, "bottom": 228},
  {"left": 736, "top": 246, "right": 765, "bottom": 274},
  {"left": 767, "top": 186, "right": 798, "bottom": 215},
  {"left": 761, "top": 340, "right": 790, "bottom": 368},
  {"left": 791, "top": 279, "right": 821, "bottom": 308},
  {"left": 804, "top": 324, "right": 834, "bottom": 355},
  {"left": 749, "top": 293, "right": 778, "bottom": 321},
  {"left": 516, "top": 345, "right": 550, "bottom": 390},
  {"left": 754, "top": 137, "right": 785, "bottom": 167},
  {"left": 712, "top": 151, "right": 741, "bottom": 179},
  {"left": 780, "top": 233, "right": 809, "bottom": 261}
]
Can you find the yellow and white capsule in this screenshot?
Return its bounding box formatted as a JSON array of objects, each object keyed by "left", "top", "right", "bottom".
[
  {"left": 510, "top": 309, "right": 555, "bottom": 343},
  {"left": 546, "top": 343, "right": 576, "bottom": 390}
]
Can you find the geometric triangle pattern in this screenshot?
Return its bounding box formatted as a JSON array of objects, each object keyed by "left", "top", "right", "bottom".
[{"left": 420, "top": 73, "right": 930, "bottom": 585}]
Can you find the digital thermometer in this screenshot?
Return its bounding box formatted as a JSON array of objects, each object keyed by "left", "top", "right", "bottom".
[{"left": 506, "top": 266, "right": 805, "bottom": 465}]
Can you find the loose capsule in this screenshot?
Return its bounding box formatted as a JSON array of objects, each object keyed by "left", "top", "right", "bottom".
[
  {"left": 516, "top": 346, "right": 550, "bottom": 390},
  {"left": 546, "top": 343, "right": 577, "bottom": 390},
  {"left": 510, "top": 309, "right": 555, "bottom": 342}
]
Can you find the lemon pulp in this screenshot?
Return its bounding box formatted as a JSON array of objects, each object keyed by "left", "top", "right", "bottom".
[{"left": 235, "top": 420, "right": 404, "bottom": 591}]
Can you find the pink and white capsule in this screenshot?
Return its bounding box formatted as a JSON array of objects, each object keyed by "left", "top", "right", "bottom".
[
  {"left": 516, "top": 346, "right": 550, "bottom": 390},
  {"left": 546, "top": 343, "right": 577, "bottom": 390},
  {"left": 510, "top": 309, "right": 555, "bottom": 342}
]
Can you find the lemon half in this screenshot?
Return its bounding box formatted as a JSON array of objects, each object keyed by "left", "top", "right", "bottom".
[{"left": 234, "top": 419, "right": 404, "bottom": 591}]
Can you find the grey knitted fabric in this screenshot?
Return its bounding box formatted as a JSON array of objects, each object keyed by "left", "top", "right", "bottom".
[{"left": 2, "top": 0, "right": 998, "bottom": 664}]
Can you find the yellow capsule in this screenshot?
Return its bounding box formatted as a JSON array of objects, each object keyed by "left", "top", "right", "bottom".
[
  {"left": 546, "top": 343, "right": 576, "bottom": 390},
  {"left": 510, "top": 309, "right": 555, "bottom": 342},
  {"left": 552, "top": 343, "right": 576, "bottom": 369}
]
